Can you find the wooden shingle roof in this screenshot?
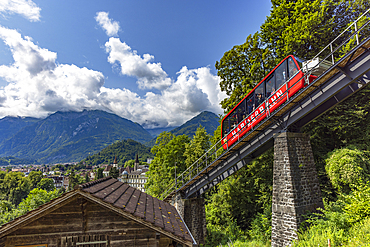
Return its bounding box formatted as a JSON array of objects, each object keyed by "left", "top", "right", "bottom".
[{"left": 79, "top": 176, "right": 193, "bottom": 243}]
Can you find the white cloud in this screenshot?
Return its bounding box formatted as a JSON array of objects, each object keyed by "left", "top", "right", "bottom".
[
  {"left": 95, "top": 11, "right": 120, "bottom": 37},
  {"left": 0, "top": 26, "right": 226, "bottom": 128},
  {"left": 0, "top": 0, "right": 41, "bottom": 22},
  {"left": 105, "top": 37, "right": 172, "bottom": 90}
]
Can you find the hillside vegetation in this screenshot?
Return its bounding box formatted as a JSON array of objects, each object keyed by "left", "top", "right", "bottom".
[
  {"left": 146, "top": 1, "right": 370, "bottom": 246},
  {"left": 79, "top": 139, "right": 153, "bottom": 167},
  {"left": 0, "top": 110, "right": 153, "bottom": 163}
]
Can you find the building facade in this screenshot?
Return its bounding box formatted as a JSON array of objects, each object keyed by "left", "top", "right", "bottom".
[{"left": 119, "top": 154, "right": 149, "bottom": 192}]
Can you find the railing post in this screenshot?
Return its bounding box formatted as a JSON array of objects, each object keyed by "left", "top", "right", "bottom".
[
  {"left": 355, "top": 22, "right": 360, "bottom": 45},
  {"left": 330, "top": 44, "right": 335, "bottom": 65}
]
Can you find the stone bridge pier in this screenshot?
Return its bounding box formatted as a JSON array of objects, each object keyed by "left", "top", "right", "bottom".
[
  {"left": 172, "top": 195, "right": 206, "bottom": 246},
  {"left": 272, "top": 132, "right": 324, "bottom": 246}
]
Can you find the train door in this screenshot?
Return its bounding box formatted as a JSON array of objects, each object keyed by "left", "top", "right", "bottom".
[
  {"left": 287, "top": 56, "right": 305, "bottom": 95},
  {"left": 275, "top": 60, "right": 287, "bottom": 90}
]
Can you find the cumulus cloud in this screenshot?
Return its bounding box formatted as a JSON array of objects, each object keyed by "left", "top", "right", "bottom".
[
  {"left": 0, "top": 26, "right": 226, "bottom": 128},
  {"left": 105, "top": 37, "right": 172, "bottom": 90},
  {"left": 0, "top": 0, "right": 41, "bottom": 22},
  {"left": 95, "top": 11, "right": 120, "bottom": 37}
]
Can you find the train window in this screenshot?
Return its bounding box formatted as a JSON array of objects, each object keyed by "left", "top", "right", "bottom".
[
  {"left": 266, "top": 74, "right": 275, "bottom": 98},
  {"left": 288, "top": 57, "right": 299, "bottom": 78},
  {"left": 230, "top": 113, "right": 238, "bottom": 129},
  {"left": 255, "top": 82, "right": 265, "bottom": 107},
  {"left": 222, "top": 116, "right": 230, "bottom": 136},
  {"left": 275, "top": 60, "right": 287, "bottom": 89},
  {"left": 236, "top": 99, "right": 246, "bottom": 122},
  {"left": 247, "top": 94, "right": 254, "bottom": 114}
]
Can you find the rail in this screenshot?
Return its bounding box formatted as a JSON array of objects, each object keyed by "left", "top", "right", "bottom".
[{"left": 159, "top": 8, "right": 370, "bottom": 201}]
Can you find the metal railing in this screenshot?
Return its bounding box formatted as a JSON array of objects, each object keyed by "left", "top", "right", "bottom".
[{"left": 159, "top": 8, "right": 370, "bottom": 200}]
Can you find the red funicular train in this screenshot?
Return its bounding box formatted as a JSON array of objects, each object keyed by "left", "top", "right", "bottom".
[{"left": 221, "top": 55, "right": 317, "bottom": 149}]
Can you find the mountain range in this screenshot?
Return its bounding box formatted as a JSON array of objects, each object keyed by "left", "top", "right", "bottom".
[{"left": 0, "top": 110, "right": 219, "bottom": 164}]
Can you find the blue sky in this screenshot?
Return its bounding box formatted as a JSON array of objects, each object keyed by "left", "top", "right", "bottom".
[{"left": 0, "top": 0, "right": 271, "bottom": 128}]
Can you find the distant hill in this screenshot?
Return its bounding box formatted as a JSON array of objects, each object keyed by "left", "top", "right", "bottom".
[
  {"left": 80, "top": 139, "right": 153, "bottom": 167},
  {"left": 146, "top": 111, "right": 220, "bottom": 146},
  {"left": 145, "top": 127, "right": 177, "bottom": 138},
  {"left": 171, "top": 111, "right": 220, "bottom": 137},
  {"left": 0, "top": 116, "right": 40, "bottom": 141},
  {"left": 0, "top": 110, "right": 153, "bottom": 164}
]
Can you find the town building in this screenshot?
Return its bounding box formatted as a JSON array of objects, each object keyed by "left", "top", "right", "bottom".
[
  {"left": 119, "top": 154, "right": 149, "bottom": 192},
  {"left": 0, "top": 177, "right": 194, "bottom": 247},
  {"left": 46, "top": 176, "right": 65, "bottom": 189}
]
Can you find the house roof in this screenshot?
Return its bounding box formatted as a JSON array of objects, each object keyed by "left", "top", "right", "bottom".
[
  {"left": 0, "top": 177, "right": 194, "bottom": 245},
  {"left": 79, "top": 177, "right": 193, "bottom": 242}
]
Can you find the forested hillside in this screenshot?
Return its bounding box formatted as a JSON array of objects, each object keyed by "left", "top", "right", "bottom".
[
  {"left": 146, "top": 1, "right": 370, "bottom": 246},
  {"left": 79, "top": 139, "right": 153, "bottom": 167},
  {"left": 145, "top": 111, "right": 219, "bottom": 147},
  {"left": 0, "top": 110, "right": 153, "bottom": 164}
]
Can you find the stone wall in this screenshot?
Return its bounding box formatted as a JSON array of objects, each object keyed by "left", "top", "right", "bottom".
[
  {"left": 271, "top": 132, "right": 324, "bottom": 247},
  {"left": 172, "top": 194, "right": 206, "bottom": 246}
]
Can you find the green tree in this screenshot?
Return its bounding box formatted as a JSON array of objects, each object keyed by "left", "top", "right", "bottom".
[
  {"left": 68, "top": 172, "right": 84, "bottom": 191},
  {"left": 184, "top": 125, "right": 211, "bottom": 168},
  {"left": 85, "top": 173, "right": 90, "bottom": 183},
  {"left": 28, "top": 171, "right": 43, "bottom": 189},
  {"left": 96, "top": 168, "right": 104, "bottom": 180},
  {"left": 2, "top": 172, "right": 31, "bottom": 206},
  {"left": 216, "top": 32, "right": 275, "bottom": 112},
  {"left": 0, "top": 188, "right": 61, "bottom": 225},
  {"left": 325, "top": 146, "right": 370, "bottom": 193},
  {"left": 109, "top": 167, "right": 119, "bottom": 179},
  {"left": 125, "top": 160, "right": 135, "bottom": 167},
  {"left": 146, "top": 132, "right": 190, "bottom": 197},
  {"left": 37, "top": 178, "right": 56, "bottom": 192}
]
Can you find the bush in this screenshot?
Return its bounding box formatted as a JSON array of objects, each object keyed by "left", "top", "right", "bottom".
[
  {"left": 325, "top": 146, "right": 370, "bottom": 193},
  {"left": 248, "top": 206, "right": 272, "bottom": 242},
  {"left": 293, "top": 183, "right": 370, "bottom": 246}
]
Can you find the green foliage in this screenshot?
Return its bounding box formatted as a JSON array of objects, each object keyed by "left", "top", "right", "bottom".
[
  {"left": 146, "top": 111, "right": 220, "bottom": 147},
  {"left": 28, "top": 171, "right": 43, "bottom": 189},
  {"left": 205, "top": 149, "right": 273, "bottom": 230},
  {"left": 81, "top": 139, "right": 153, "bottom": 167},
  {"left": 216, "top": 32, "right": 275, "bottom": 112},
  {"left": 326, "top": 146, "right": 370, "bottom": 193},
  {"left": 146, "top": 132, "right": 190, "bottom": 197},
  {"left": 248, "top": 207, "right": 272, "bottom": 243},
  {"left": 68, "top": 171, "right": 84, "bottom": 191},
  {"left": 205, "top": 218, "right": 245, "bottom": 247},
  {"left": 0, "top": 188, "right": 61, "bottom": 226},
  {"left": 37, "top": 178, "right": 55, "bottom": 191},
  {"left": 0, "top": 172, "right": 31, "bottom": 206},
  {"left": 109, "top": 167, "right": 119, "bottom": 179},
  {"left": 293, "top": 183, "right": 370, "bottom": 246},
  {"left": 0, "top": 156, "right": 36, "bottom": 166},
  {"left": 124, "top": 159, "right": 147, "bottom": 167},
  {"left": 184, "top": 125, "right": 211, "bottom": 167},
  {"left": 343, "top": 182, "right": 370, "bottom": 223},
  {"left": 96, "top": 168, "right": 104, "bottom": 180}
]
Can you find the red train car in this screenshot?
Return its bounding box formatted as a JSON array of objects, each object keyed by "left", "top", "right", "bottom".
[{"left": 221, "top": 55, "right": 317, "bottom": 149}]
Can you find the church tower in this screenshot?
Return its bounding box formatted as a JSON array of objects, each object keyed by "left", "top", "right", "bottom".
[
  {"left": 113, "top": 156, "right": 118, "bottom": 168},
  {"left": 134, "top": 154, "right": 139, "bottom": 171}
]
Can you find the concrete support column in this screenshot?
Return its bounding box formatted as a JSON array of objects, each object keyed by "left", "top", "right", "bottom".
[
  {"left": 172, "top": 194, "right": 206, "bottom": 246},
  {"left": 272, "top": 132, "right": 324, "bottom": 247}
]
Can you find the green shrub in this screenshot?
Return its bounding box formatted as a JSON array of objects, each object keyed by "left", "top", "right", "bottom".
[
  {"left": 343, "top": 182, "right": 370, "bottom": 224},
  {"left": 248, "top": 207, "right": 272, "bottom": 242},
  {"left": 325, "top": 146, "right": 370, "bottom": 193}
]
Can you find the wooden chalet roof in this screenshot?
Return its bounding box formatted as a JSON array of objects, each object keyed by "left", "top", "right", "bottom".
[
  {"left": 79, "top": 177, "right": 193, "bottom": 243},
  {"left": 0, "top": 177, "right": 194, "bottom": 246}
]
